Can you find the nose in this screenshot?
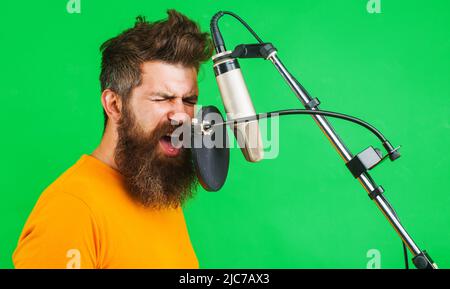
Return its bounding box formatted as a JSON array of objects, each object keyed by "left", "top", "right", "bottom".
[{"left": 167, "top": 99, "right": 190, "bottom": 126}]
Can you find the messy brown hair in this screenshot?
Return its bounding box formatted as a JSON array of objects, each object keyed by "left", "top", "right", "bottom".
[{"left": 99, "top": 9, "right": 213, "bottom": 129}]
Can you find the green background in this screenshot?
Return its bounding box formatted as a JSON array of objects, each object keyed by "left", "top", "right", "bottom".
[{"left": 1, "top": 0, "right": 449, "bottom": 269}]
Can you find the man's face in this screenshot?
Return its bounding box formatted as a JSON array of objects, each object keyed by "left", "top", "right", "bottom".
[
  {"left": 129, "top": 61, "right": 198, "bottom": 155},
  {"left": 114, "top": 61, "right": 199, "bottom": 208}
]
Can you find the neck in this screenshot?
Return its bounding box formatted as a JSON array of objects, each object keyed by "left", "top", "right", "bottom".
[{"left": 91, "top": 124, "right": 119, "bottom": 171}]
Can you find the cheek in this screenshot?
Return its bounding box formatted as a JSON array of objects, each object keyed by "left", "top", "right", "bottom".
[
  {"left": 185, "top": 106, "right": 195, "bottom": 118},
  {"left": 133, "top": 104, "right": 167, "bottom": 133}
]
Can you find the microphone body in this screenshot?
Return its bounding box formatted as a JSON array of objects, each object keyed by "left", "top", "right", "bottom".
[{"left": 213, "top": 52, "right": 264, "bottom": 162}]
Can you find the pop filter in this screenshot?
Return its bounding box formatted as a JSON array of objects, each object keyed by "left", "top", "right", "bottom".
[{"left": 191, "top": 105, "right": 230, "bottom": 192}]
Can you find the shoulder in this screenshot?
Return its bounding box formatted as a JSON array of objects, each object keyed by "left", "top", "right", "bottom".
[
  {"left": 13, "top": 190, "right": 100, "bottom": 268},
  {"left": 43, "top": 155, "right": 122, "bottom": 211}
]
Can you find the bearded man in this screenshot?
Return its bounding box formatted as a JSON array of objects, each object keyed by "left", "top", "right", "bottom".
[{"left": 13, "top": 10, "right": 212, "bottom": 269}]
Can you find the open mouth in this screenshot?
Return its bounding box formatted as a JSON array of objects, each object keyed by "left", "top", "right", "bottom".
[{"left": 159, "top": 134, "right": 181, "bottom": 157}]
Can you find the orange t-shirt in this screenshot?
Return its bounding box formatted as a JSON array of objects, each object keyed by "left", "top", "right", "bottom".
[{"left": 13, "top": 154, "right": 199, "bottom": 269}]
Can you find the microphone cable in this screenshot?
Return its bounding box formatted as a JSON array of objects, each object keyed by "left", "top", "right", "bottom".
[{"left": 210, "top": 11, "right": 263, "bottom": 53}]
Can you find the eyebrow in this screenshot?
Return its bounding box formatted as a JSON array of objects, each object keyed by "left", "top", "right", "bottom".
[{"left": 151, "top": 92, "right": 198, "bottom": 101}]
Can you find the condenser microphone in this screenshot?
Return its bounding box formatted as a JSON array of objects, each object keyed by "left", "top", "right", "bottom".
[
  {"left": 210, "top": 13, "right": 264, "bottom": 162},
  {"left": 212, "top": 53, "right": 264, "bottom": 162}
]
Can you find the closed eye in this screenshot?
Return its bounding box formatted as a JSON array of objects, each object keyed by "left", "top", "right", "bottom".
[
  {"left": 183, "top": 99, "right": 197, "bottom": 105},
  {"left": 183, "top": 96, "right": 198, "bottom": 105},
  {"left": 151, "top": 96, "right": 175, "bottom": 102},
  {"left": 149, "top": 94, "right": 197, "bottom": 105}
]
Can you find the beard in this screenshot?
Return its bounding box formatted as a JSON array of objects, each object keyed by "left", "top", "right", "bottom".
[{"left": 114, "top": 104, "right": 197, "bottom": 209}]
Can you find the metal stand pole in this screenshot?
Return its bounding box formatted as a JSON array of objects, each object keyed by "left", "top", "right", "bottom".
[{"left": 268, "top": 52, "right": 437, "bottom": 269}]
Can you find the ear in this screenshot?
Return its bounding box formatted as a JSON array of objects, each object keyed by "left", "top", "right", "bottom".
[{"left": 101, "top": 89, "right": 123, "bottom": 124}]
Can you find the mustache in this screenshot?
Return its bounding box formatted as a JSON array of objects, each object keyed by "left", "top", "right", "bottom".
[
  {"left": 154, "top": 121, "right": 184, "bottom": 139},
  {"left": 153, "top": 120, "right": 189, "bottom": 149}
]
